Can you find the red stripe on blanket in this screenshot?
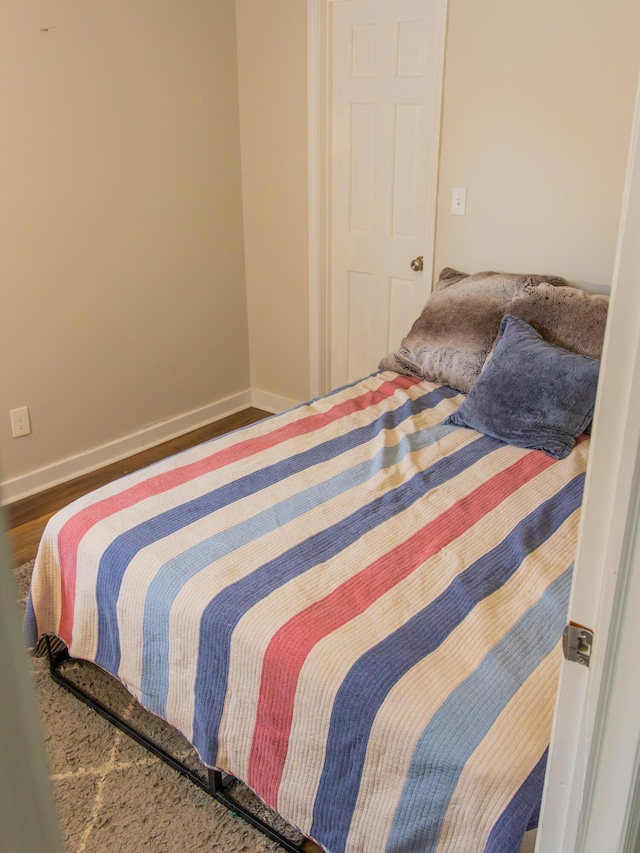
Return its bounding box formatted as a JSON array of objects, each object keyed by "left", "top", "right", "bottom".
[
  {"left": 57, "top": 375, "right": 420, "bottom": 646},
  {"left": 246, "top": 449, "right": 555, "bottom": 803}
]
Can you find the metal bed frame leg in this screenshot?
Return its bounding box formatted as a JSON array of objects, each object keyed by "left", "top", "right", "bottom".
[{"left": 44, "top": 638, "right": 309, "bottom": 853}]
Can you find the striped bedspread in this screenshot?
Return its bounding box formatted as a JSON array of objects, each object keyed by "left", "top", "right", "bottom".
[{"left": 26, "top": 371, "right": 589, "bottom": 853}]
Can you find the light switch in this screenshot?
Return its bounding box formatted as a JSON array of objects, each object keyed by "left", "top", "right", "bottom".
[{"left": 451, "top": 187, "right": 467, "bottom": 215}]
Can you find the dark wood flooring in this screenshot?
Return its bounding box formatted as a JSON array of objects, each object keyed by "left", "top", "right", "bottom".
[{"left": 5, "top": 407, "right": 270, "bottom": 567}]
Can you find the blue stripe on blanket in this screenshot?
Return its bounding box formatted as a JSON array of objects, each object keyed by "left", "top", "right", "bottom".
[
  {"left": 93, "top": 383, "right": 459, "bottom": 673},
  {"left": 191, "top": 432, "right": 499, "bottom": 766},
  {"left": 309, "top": 475, "right": 584, "bottom": 853},
  {"left": 485, "top": 748, "right": 548, "bottom": 853},
  {"left": 139, "top": 419, "right": 457, "bottom": 716},
  {"left": 23, "top": 593, "right": 37, "bottom": 649},
  {"left": 385, "top": 567, "right": 573, "bottom": 853}
]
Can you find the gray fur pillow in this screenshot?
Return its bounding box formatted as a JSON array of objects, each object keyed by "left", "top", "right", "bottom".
[
  {"left": 507, "top": 282, "right": 608, "bottom": 360},
  {"left": 378, "top": 267, "right": 569, "bottom": 393}
]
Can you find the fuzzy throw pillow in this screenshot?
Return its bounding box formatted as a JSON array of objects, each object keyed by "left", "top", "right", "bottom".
[
  {"left": 507, "top": 282, "right": 608, "bottom": 360},
  {"left": 445, "top": 314, "right": 601, "bottom": 459},
  {"left": 378, "top": 267, "right": 569, "bottom": 393}
]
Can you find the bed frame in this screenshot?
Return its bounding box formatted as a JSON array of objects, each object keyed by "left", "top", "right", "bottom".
[{"left": 44, "top": 637, "right": 311, "bottom": 853}]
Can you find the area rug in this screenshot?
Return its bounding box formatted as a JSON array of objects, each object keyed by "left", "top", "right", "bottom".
[{"left": 13, "top": 560, "right": 311, "bottom": 853}]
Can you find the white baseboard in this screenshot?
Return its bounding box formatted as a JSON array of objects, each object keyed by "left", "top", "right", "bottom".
[
  {"left": 1, "top": 387, "right": 305, "bottom": 507},
  {"left": 251, "top": 389, "right": 301, "bottom": 414},
  {"left": 1, "top": 390, "right": 253, "bottom": 507}
]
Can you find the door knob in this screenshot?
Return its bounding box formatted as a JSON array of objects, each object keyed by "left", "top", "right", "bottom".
[{"left": 410, "top": 255, "right": 424, "bottom": 272}]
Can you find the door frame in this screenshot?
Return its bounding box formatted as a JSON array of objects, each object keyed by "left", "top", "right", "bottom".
[
  {"left": 307, "top": 0, "right": 329, "bottom": 398},
  {"left": 307, "top": 0, "right": 448, "bottom": 398},
  {"left": 537, "top": 71, "right": 640, "bottom": 853}
]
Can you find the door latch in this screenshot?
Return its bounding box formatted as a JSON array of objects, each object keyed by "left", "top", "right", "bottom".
[{"left": 562, "top": 622, "right": 594, "bottom": 667}]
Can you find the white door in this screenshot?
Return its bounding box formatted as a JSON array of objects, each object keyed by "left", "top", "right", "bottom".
[
  {"left": 536, "top": 73, "right": 640, "bottom": 853},
  {"left": 329, "top": 0, "right": 446, "bottom": 388}
]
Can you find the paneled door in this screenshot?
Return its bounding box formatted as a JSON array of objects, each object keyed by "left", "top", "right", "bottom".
[{"left": 329, "top": 0, "right": 446, "bottom": 388}]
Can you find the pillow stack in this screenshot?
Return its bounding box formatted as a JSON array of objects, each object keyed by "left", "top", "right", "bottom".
[{"left": 379, "top": 267, "right": 609, "bottom": 459}]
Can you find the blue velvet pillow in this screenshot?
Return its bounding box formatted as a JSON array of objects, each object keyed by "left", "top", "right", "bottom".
[{"left": 445, "top": 314, "right": 600, "bottom": 459}]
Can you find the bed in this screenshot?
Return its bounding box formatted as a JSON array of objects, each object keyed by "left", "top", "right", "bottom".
[{"left": 25, "top": 269, "right": 608, "bottom": 853}]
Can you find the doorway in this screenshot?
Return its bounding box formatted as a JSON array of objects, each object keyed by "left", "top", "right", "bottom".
[{"left": 308, "top": 0, "right": 448, "bottom": 395}]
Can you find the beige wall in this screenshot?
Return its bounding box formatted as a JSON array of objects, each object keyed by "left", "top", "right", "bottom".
[
  {"left": 2, "top": 0, "right": 639, "bottom": 498},
  {"left": 236, "top": 0, "right": 640, "bottom": 406},
  {"left": 435, "top": 0, "right": 640, "bottom": 286},
  {"left": 0, "top": 1, "right": 249, "bottom": 488},
  {"left": 235, "top": 0, "right": 310, "bottom": 405}
]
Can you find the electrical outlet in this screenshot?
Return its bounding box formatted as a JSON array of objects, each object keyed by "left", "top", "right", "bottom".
[
  {"left": 10, "top": 406, "right": 31, "bottom": 438},
  {"left": 451, "top": 187, "right": 467, "bottom": 215}
]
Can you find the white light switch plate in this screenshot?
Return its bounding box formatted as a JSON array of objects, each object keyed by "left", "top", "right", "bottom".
[{"left": 451, "top": 187, "right": 467, "bottom": 215}]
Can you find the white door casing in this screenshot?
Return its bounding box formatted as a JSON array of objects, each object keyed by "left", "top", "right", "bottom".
[
  {"left": 537, "top": 72, "right": 640, "bottom": 853},
  {"left": 308, "top": 0, "right": 447, "bottom": 395}
]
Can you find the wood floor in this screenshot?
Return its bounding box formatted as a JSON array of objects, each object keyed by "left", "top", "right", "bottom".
[{"left": 5, "top": 406, "right": 270, "bottom": 567}]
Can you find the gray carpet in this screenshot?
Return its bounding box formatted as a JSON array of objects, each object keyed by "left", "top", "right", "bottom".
[{"left": 14, "top": 560, "right": 313, "bottom": 853}]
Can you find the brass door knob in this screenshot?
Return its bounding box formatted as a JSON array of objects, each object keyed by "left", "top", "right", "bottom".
[{"left": 410, "top": 255, "right": 424, "bottom": 272}]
